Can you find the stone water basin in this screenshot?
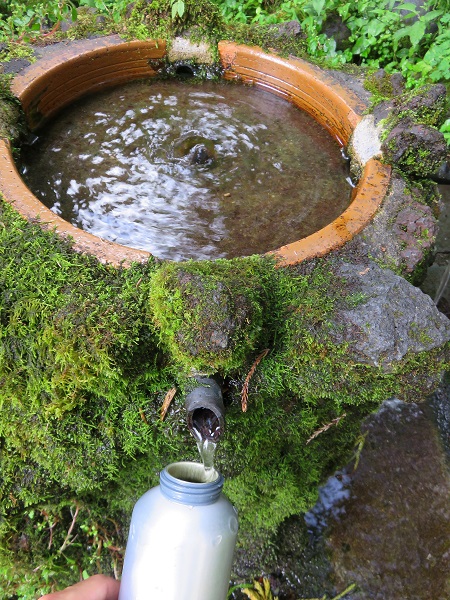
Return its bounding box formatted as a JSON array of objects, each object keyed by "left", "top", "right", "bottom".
[{"left": 0, "top": 36, "right": 391, "bottom": 266}]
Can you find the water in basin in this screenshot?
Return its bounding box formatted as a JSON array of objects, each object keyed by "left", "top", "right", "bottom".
[{"left": 19, "top": 79, "right": 352, "bottom": 261}]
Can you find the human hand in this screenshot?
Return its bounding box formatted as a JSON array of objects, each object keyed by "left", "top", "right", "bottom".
[{"left": 39, "top": 574, "right": 120, "bottom": 600}]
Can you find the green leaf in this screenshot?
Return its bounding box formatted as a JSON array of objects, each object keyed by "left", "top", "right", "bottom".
[
  {"left": 338, "top": 3, "right": 351, "bottom": 20},
  {"left": 394, "top": 2, "right": 418, "bottom": 12},
  {"left": 171, "top": 0, "right": 184, "bottom": 19},
  {"left": 352, "top": 35, "right": 370, "bottom": 54},
  {"left": 408, "top": 20, "right": 426, "bottom": 46},
  {"left": 421, "top": 9, "right": 443, "bottom": 23},
  {"left": 71, "top": 7, "right": 78, "bottom": 21},
  {"left": 392, "top": 26, "right": 411, "bottom": 42},
  {"left": 312, "top": 0, "right": 325, "bottom": 15},
  {"left": 367, "top": 19, "right": 385, "bottom": 37}
]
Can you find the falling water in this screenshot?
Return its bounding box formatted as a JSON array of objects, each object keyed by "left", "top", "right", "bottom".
[{"left": 191, "top": 407, "right": 221, "bottom": 473}]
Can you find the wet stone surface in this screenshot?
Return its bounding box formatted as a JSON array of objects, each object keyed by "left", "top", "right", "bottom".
[
  {"left": 231, "top": 395, "right": 450, "bottom": 600},
  {"left": 19, "top": 79, "right": 352, "bottom": 261},
  {"left": 326, "top": 399, "right": 450, "bottom": 600},
  {"left": 421, "top": 185, "right": 450, "bottom": 315}
]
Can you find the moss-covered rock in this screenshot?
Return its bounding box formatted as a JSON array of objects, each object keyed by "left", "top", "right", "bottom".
[
  {"left": 382, "top": 119, "right": 448, "bottom": 178},
  {"left": 1, "top": 190, "right": 449, "bottom": 596},
  {"left": 125, "top": 0, "right": 225, "bottom": 47},
  {"left": 0, "top": 75, "right": 26, "bottom": 144},
  {"left": 148, "top": 258, "right": 275, "bottom": 374},
  {"left": 349, "top": 174, "right": 440, "bottom": 281},
  {"left": 377, "top": 83, "right": 449, "bottom": 179}
]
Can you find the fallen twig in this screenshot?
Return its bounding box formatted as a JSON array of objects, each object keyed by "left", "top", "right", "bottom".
[
  {"left": 306, "top": 413, "right": 347, "bottom": 444},
  {"left": 139, "top": 407, "right": 148, "bottom": 425},
  {"left": 59, "top": 504, "right": 79, "bottom": 553},
  {"left": 241, "top": 349, "right": 269, "bottom": 412},
  {"left": 160, "top": 387, "right": 177, "bottom": 421}
]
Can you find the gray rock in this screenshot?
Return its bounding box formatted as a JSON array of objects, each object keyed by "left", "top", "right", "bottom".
[
  {"left": 270, "top": 20, "right": 303, "bottom": 38},
  {"left": 390, "top": 72, "right": 405, "bottom": 96},
  {"left": 433, "top": 159, "right": 450, "bottom": 184},
  {"left": 1, "top": 58, "right": 31, "bottom": 74},
  {"left": 328, "top": 397, "right": 450, "bottom": 599},
  {"left": 327, "top": 69, "right": 371, "bottom": 108},
  {"left": 330, "top": 260, "right": 450, "bottom": 369},
  {"left": 372, "top": 99, "right": 394, "bottom": 125},
  {"left": 351, "top": 174, "right": 438, "bottom": 277}
]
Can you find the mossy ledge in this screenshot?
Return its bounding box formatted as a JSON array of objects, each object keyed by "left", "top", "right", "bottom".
[{"left": 0, "top": 193, "right": 449, "bottom": 595}]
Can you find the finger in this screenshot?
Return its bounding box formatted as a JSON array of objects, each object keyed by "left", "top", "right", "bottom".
[{"left": 39, "top": 575, "right": 120, "bottom": 600}]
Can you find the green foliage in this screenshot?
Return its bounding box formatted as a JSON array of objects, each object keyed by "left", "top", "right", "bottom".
[
  {"left": 125, "top": 0, "right": 225, "bottom": 44},
  {"left": 78, "top": 0, "right": 130, "bottom": 24},
  {"left": 441, "top": 118, "right": 450, "bottom": 144},
  {"left": 217, "top": 0, "right": 302, "bottom": 25},
  {"left": 214, "top": 0, "right": 450, "bottom": 89},
  {"left": 0, "top": 0, "right": 78, "bottom": 42},
  {"left": 297, "top": 0, "right": 450, "bottom": 88}
]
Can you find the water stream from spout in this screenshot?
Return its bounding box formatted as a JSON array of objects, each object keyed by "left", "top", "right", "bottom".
[
  {"left": 195, "top": 438, "right": 217, "bottom": 473},
  {"left": 191, "top": 407, "right": 221, "bottom": 473}
]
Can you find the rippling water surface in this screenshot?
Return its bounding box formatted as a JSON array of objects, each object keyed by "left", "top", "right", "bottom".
[{"left": 20, "top": 79, "right": 352, "bottom": 261}]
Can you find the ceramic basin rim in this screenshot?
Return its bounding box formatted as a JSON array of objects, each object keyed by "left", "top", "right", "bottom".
[{"left": 0, "top": 36, "right": 391, "bottom": 266}]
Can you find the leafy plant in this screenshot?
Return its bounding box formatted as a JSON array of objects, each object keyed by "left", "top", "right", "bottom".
[
  {"left": 0, "top": 0, "right": 78, "bottom": 42},
  {"left": 78, "top": 0, "right": 130, "bottom": 23},
  {"left": 171, "top": 0, "right": 185, "bottom": 19},
  {"left": 242, "top": 577, "right": 278, "bottom": 600},
  {"left": 440, "top": 118, "right": 450, "bottom": 145}
]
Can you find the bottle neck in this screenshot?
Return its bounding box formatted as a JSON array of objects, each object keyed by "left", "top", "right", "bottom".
[{"left": 160, "top": 462, "right": 224, "bottom": 505}]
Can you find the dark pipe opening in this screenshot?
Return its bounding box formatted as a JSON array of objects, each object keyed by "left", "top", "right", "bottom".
[
  {"left": 191, "top": 407, "right": 222, "bottom": 442},
  {"left": 175, "top": 64, "right": 195, "bottom": 77},
  {"left": 186, "top": 378, "right": 225, "bottom": 442}
]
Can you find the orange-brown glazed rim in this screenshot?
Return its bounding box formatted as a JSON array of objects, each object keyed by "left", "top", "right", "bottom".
[{"left": 0, "top": 36, "right": 391, "bottom": 267}]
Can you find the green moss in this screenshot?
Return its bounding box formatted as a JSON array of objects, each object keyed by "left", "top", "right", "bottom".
[
  {"left": 0, "top": 195, "right": 448, "bottom": 596},
  {"left": 388, "top": 140, "right": 444, "bottom": 178},
  {"left": 125, "top": 0, "right": 225, "bottom": 50},
  {"left": 0, "top": 43, "right": 35, "bottom": 63},
  {"left": 0, "top": 75, "right": 26, "bottom": 144},
  {"left": 63, "top": 6, "right": 112, "bottom": 40},
  {"left": 364, "top": 69, "right": 395, "bottom": 106},
  {"left": 148, "top": 257, "right": 277, "bottom": 374},
  {"left": 223, "top": 22, "right": 308, "bottom": 58}
]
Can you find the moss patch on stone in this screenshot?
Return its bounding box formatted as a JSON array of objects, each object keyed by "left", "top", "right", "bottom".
[
  {"left": 0, "top": 74, "right": 26, "bottom": 143},
  {"left": 148, "top": 257, "right": 276, "bottom": 375},
  {"left": 125, "top": 0, "right": 225, "bottom": 51}
]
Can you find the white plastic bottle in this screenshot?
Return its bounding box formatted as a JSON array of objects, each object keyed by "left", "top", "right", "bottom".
[{"left": 118, "top": 461, "right": 239, "bottom": 600}]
